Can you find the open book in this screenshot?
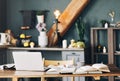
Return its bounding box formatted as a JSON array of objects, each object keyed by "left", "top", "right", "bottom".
[
  {"left": 45, "top": 65, "right": 76, "bottom": 74},
  {"left": 46, "top": 63, "right": 110, "bottom": 74},
  {"left": 74, "top": 63, "right": 110, "bottom": 74},
  {"left": 46, "top": 67, "right": 76, "bottom": 74}
]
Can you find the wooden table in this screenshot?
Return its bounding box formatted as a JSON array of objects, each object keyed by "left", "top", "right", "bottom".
[{"left": 0, "top": 65, "right": 120, "bottom": 81}]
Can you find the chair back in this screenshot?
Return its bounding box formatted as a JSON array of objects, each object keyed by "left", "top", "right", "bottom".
[{"left": 44, "top": 59, "right": 74, "bottom": 67}]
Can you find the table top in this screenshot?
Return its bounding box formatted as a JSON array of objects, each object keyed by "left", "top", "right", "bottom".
[{"left": 0, "top": 64, "right": 120, "bottom": 78}]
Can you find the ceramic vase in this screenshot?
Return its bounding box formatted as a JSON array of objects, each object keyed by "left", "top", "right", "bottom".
[{"left": 38, "top": 31, "right": 48, "bottom": 47}]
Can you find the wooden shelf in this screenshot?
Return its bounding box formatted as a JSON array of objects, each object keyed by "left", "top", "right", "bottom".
[
  {"left": 90, "top": 27, "right": 119, "bottom": 64},
  {"left": 90, "top": 27, "right": 119, "bottom": 81},
  {"left": 94, "top": 52, "right": 108, "bottom": 55},
  {"left": 8, "top": 47, "right": 84, "bottom": 51}
]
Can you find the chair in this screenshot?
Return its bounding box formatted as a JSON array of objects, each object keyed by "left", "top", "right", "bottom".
[{"left": 41, "top": 59, "right": 75, "bottom": 81}]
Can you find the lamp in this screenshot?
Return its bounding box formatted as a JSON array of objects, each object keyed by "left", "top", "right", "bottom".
[
  {"left": 54, "top": 10, "right": 61, "bottom": 19},
  {"left": 49, "top": 9, "right": 62, "bottom": 47},
  {"left": 54, "top": 10, "right": 61, "bottom": 36}
]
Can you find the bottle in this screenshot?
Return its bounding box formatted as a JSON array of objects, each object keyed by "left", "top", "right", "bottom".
[
  {"left": 104, "top": 23, "right": 108, "bottom": 28},
  {"left": 103, "top": 46, "right": 106, "bottom": 53}
]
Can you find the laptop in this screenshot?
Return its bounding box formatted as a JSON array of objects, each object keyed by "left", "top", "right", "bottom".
[{"left": 12, "top": 51, "right": 49, "bottom": 71}]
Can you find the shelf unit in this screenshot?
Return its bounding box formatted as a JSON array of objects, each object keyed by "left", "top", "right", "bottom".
[
  {"left": 90, "top": 27, "right": 120, "bottom": 64},
  {"left": 91, "top": 27, "right": 120, "bottom": 81}
]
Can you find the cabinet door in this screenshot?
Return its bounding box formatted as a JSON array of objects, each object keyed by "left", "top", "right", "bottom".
[
  {"left": 62, "top": 51, "right": 84, "bottom": 64},
  {"left": 62, "top": 51, "right": 85, "bottom": 81}
]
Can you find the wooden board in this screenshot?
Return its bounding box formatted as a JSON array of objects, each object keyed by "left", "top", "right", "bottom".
[{"left": 47, "top": 0, "right": 89, "bottom": 46}]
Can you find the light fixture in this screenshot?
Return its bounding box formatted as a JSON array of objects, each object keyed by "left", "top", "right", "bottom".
[
  {"left": 49, "top": 9, "right": 62, "bottom": 47},
  {"left": 54, "top": 10, "right": 61, "bottom": 19}
]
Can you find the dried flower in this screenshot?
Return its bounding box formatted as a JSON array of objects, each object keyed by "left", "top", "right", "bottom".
[
  {"left": 109, "top": 11, "right": 115, "bottom": 18},
  {"left": 36, "top": 22, "right": 46, "bottom": 32},
  {"left": 108, "top": 10, "right": 115, "bottom": 22}
]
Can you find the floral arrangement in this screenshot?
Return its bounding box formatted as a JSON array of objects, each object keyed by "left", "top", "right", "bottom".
[{"left": 36, "top": 22, "right": 46, "bottom": 32}]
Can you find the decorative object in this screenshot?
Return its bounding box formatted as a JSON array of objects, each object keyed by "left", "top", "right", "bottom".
[
  {"left": 104, "top": 22, "right": 108, "bottom": 28},
  {"left": 0, "top": 33, "right": 10, "bottom": 45},
  {"left": 4, "top": 29, "right": 18, "bottom": 46},
  {"left": 100, "top": 20, "right": 110, "bottom": 27},
  {"left": 108, "top": 10, "right": 115, "bottom": 23},
  {"left": 68, "top": 39, "right": 85, "bottom": 48},
  {"left": 36, "top": 10, "right": 49, "bottom": 23},
  {"left": 103, "top": 46, "right": 107, "bottom": 53},
  {"left": 97, "top": 44, "right": 102, "bottom": 53},
  {"left": 36, "top": 20, "right": 48, "bottom": 47},
  {"left": 38, "top": 31, "right": 48, "bottom": 47},
  {"left": 49, "top": 9, "right": 62, "bottom": 47},
  {"left": 75, "top": 17, "right": 85, "bottom": 48},
  {"left": 20, "top": 10, "right": 36, "bottom": 28},
  {"left": 108, "top": 10, "right": 115, "bottom": 27},
  {"left": 36, "top": 11, "right": 44, "bottom": 23},
  {"left": 19, "top": 26, "right": 32, "bottom": 47},
  {"left": 37, "top": 15, "right": 44, "bottom": 23},
  {"left": 62, "top": 39, "right": 67, "bottom": 48},
  {"left": 30, "top": 42, "right": 35, "bottom": 48},
  {"left": 36, "top": 11, "right": 48, "bottom": 47}
]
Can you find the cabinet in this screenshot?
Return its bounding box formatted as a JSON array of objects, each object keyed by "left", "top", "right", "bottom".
[
  {"left": 62, "top": 51, "right": 85, "bottom": 81},
  {"left": 91, "top": 27, "right": 120, "bottom": 81}
]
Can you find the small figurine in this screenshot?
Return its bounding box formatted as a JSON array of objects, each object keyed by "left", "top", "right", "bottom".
[{"left": 30, "top": 42, "right": 35, "bottom": 48}]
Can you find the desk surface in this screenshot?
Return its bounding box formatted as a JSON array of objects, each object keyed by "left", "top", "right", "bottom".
[{"left": 0, "top": 64, "right": 120, "bottom": 78}]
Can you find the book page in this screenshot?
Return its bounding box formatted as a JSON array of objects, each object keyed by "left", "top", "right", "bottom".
[{"left": 92, "top": 63, "right": 110, "bottom": 72}]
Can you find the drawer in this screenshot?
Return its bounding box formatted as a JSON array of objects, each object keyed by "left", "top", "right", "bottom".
[{"left": 62, "top": 51, "right": 84, "bottom": 63}]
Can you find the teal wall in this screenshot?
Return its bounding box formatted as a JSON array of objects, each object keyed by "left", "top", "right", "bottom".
[
  {"left": 6, "top": 0, "right": 72, "bottom": 44},
  {"left": 0, "top": 0, "right": 6, "bottom": 31},
  {"left": 5, "top": 0, "right": 120, "bottom": 44},
  {"left": 4, "top": 0, "right": 120, "bottom": 63}
]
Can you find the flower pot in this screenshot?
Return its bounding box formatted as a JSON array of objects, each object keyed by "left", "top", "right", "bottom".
[
  {"left": 38, "top": 31, "right": 48, "bottom": 47},
  {"left": 36, "top": 15, "right": 44, "bottom": 23}
]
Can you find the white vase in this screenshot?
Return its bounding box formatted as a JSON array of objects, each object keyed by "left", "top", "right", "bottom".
[{"left": 38, "top": 31, "right": 48, "bottom": 47}]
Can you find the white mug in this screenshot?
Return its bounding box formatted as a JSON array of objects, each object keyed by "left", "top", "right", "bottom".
[{"left": 0, "top": 33, "right": 10, "bottom": 45}]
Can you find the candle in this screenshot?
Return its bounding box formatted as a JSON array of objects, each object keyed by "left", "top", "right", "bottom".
[{"left": 62, "top": 40, "right": 67, "bottom": 48}]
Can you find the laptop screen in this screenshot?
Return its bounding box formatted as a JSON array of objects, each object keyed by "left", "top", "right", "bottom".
[{"left": 12, "top": 51, "right": 44, "bottom": 71}]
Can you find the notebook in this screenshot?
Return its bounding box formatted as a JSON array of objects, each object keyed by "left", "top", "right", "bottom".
[{"left": 12, "top": 51, "right": 48, "bottom": 71}]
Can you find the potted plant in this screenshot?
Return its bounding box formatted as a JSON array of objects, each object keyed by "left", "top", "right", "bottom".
[
  {"left": 36, "top": 11, "right": 45, "bottom": 23},
  {"left": 75, "top": 17, "right": 85, "bottom": 48}
]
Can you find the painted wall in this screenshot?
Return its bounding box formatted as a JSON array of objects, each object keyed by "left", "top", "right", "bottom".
[
  {"left": 0, "top": 0, "right": 6, "bottom": 31},
  {"left": 4, "top": 0, "right": 120, "bottom": 63}
]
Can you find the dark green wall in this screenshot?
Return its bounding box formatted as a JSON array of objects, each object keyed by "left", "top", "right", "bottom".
[
  {"left": 6, "top": 0, "right": 72, "bottom": 44},
  {"left": 5, "top": 0, "right": 120, "bottom": 44},
  {"left": 4, "top": 0, "right": 120, "bottom": 63},
  {"left": 0, "top": 0, "right": 6, "bottom": 31}
]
